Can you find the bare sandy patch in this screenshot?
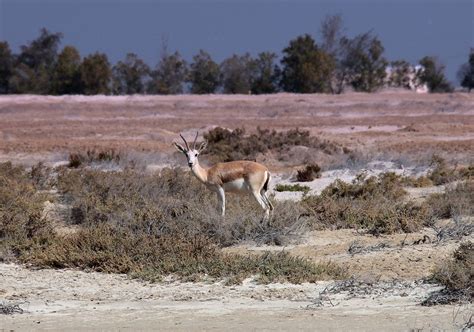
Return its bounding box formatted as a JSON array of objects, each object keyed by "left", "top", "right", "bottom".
[{"left": 1, "top": 263, "right": 471, "bottom": 331}]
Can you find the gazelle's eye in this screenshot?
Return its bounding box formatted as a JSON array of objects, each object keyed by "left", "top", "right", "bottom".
[{"left": 195, "top": 153, "right": 198, "bottom": 157}]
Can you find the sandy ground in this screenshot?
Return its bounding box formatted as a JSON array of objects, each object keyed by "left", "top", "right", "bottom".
[{"left": 1, "top": 261, "right": 472, "bottom": 331}]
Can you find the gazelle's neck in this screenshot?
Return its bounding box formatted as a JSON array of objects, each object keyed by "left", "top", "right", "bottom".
[{"left": 191, "top": 160, "right": 208, "bottom": 183}]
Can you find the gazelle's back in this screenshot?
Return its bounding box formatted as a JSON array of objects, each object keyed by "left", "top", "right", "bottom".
[{"left": 207, "top": 161, "right": 268, "bottom": 187}]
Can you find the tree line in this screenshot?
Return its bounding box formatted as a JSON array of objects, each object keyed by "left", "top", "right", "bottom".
[{"left": 0, "top": 15, "right": 472, "bottom": 95}]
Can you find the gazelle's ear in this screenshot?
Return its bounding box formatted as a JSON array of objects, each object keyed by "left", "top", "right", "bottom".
[
  {"left": 198, "top": 141, "right": 208, "bottom": 152},
  {"left": 174, "top": 142, "right": 187, "bottom": 153}
]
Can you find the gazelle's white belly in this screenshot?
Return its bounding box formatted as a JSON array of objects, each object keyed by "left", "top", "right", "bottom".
[{"left": 223, "top": 178, "right": 249, "bottom": 192}]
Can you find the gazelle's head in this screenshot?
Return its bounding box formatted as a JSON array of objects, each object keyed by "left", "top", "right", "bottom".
[{"left": 174, "top": 132, "right": 208, "bottom": 168}]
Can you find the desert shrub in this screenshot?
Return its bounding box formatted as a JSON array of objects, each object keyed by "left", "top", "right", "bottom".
[
  {"left": 425, "top": 156, "right": 472, "bottom": 186},
  {"left": 296, "top": 163, "right": 321, "bottom": 182},
  {"left": 0, "top": 162, "right": 51, "bottom": 259},
  {"left": 0, "top": 162, "right": 50, "bottom": 241},
  {"left": 400, "top": 175, "right": 433, "bottom": 188},
  {"left": 56, "top": 167, "right": 310, "bottom": 246},
  {"left": 2, "top": 163, "right": 344, "bottom": 284},
  {"left": 30, "top": 162, "right": 56, "bottom": 190},
  {"left": 303, "top": 172, "right": 431, "bottom": 234},
  {"left": 321, "top": 172, "right": 407, "bottom": 201},
  {"left": 68, "top": 148, "right": 121, "bottom": 168},
  {"left": 203, "top": 127, "right": 341, "bottom": 162},
  {"left": 275, "top": 183, "right": 310, "bottom": 195},
  {"left": 68, "top": 153, "right": 83, "bottom": 168},
  {"left": 426, "top": 181, "right": 474, "bottom": 220},
  {"left": 458, "top": 164, "right": 474, "bottom": 181},
  {"left": 25, "top": 223, "right": 344, "bottom": 283},
  {"left": 428, "top": 156, "right": 455, "bottom": 185},
  {"left": 423, "top": 241, "right": 473, "bottom": 305}
]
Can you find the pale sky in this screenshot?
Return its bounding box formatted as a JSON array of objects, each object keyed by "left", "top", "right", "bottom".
[{"left": 1, "top": 0, "right": 472, "bottom": 84}]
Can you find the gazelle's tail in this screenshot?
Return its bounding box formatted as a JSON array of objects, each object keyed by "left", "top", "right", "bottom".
[{"left": 262, "top": 171, "right": 274, "bottom": 211}]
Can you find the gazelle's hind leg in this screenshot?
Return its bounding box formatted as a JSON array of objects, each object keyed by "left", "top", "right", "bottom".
[
  {"left": 249, "top": 171, "right": 272, "bottom": 220},
  {"left": 260, "top": 189, "right": 273, "bottom": 211},
  {"left": 251, "top": 190, "right": 270, "bottom": 219}
]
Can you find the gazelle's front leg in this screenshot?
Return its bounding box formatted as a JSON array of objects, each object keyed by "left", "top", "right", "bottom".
[{"left": 216, "top": 186, "right": 226, "bottom": 216}]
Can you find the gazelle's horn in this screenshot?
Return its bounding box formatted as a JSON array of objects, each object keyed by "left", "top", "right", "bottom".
[
  {"left": 193, "top": 131, "right": 199, "bottom": 150},
  {"left": 179, "top": 133, "right": 190, "bottom": 150}
]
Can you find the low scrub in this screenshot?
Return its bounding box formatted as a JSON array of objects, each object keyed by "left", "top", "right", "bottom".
[
  {"left": 427, "top": 156, "right": 473, "bottom": 185},
  {"left": 203, "top": 127, "right": 342, "bottom": 162},
  {"left": 1, "top": 162, "right": 343, "bottom": 283},
  {"left": 4, "top": 161, "right": 469, "bottom": 285},
  {"left": 400, "top": 175, "right": 433, "bottom": 188},
  {"left": 426, "top": 181, "right": 474, "bottom": 220},
  {"left": 0, "top": 162, "right": 51, "bottom": 260},
  {"left": 25, "top": 224, "right": 345, "bottom": 284},
  {"left": 423, "top": 241, "right": 473, "bottom": 305},
  {"left": 303, "top": 172, "right": 431, "bottom": 235},
  {"left": 68, "top": 148, "right": 121, "bottom": 168}
]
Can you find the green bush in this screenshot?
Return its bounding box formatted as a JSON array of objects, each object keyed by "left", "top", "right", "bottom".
[{"left": 275, "top": 183, "right": 310, "bottom": 195}]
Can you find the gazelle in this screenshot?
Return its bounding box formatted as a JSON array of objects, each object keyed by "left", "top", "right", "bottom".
[{"left": 174, "top": 132, "right": 273, "bottom": 218}]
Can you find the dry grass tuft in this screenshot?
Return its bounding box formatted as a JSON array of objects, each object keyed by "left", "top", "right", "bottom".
[{"left": 423, "top": 241, "right": 473, "bottom": 306}]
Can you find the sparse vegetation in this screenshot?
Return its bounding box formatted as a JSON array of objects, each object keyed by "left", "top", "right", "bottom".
[
  {"left": 423, "top": 241, "right": 473, "bottom": 305},
  {"left": 0, "top": 162, "right": 343, "bottom": 284},
  {"left": 0, "top": 303, "right": 24, "bottom": 315},
  {"left": 426, "top": 181, "right": 474, "bottom": 220},
  {"left": 1, "top": 155, "right": 472, "bottom": 288},
  {"left": 0, "top": 162, "right": 50, "bottom": 260},
  {"left": 303, "top": 172, "right": 431, "bottom": 235}
]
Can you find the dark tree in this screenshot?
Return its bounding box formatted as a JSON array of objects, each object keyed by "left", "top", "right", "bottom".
[
  {"left": 320, "top": 14, "right": 344, "bottom": 58},
  {"left": 9, "top": 28, "right": 63, "bottom": 94},
  {"left": 52, "top": 46, "right": 82, "bottom": 94},
  {"left": 148, "top": 51, "right": 187, "bottom": 94},
  {"left": 79, "top": 52, "right": 112, "bottom": 95},
  {"left": 112, "top": 53, "right": 150, "bottom": 95},
  {"left": 418, "top": 56, "right": 453, "bottom": 93},
  {"left": 220, "top": 53, "right": 256, "bottom": 94},
  {"left": 320, "top": 14, "right": 346, "bottom": 94},
  {"left": 388, "top": 60, "right": 412, "bottom": 89},
  {"left": 251, "top": 52, "right": 279, "bottom": 94},
  {"left": 0, "top": 42, "right": 14, "bottom": 93},
  {"left": 188, "top": 50, "right": 220, "bottom": 94},
  {"left": 458, "top": 52, "right": 474, "bottom": 92},
  {"left": 340, "top": 32, "right": 388, "bottom": 92},
  {"left": 280, "top": 34, "right": 334, "bottom": 93}
]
